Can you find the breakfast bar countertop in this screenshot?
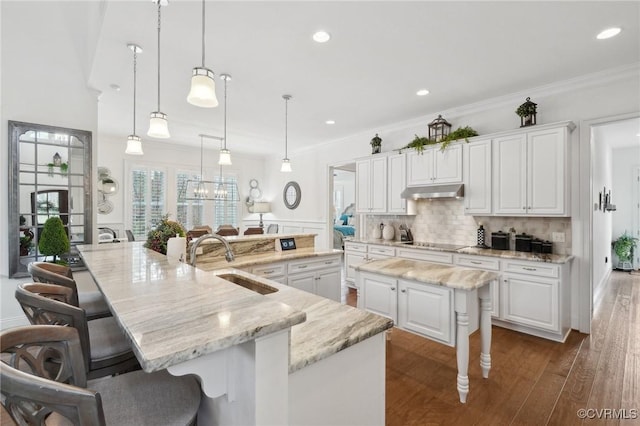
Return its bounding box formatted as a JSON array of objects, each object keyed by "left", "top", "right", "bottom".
[
  {"left": 356, "top": 257, "right": 499, "bottom": 290},
  {"left": 195, "top": 247, "right": 344, "bottom": 272},
  {"left": 78, "top": 242, "right": 392, "bottom": 374}
]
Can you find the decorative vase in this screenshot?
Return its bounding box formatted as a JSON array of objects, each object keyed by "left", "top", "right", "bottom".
[
  {"left": 382, "top": 225, "right": 395, "bottom": 241},
  {"left": 371, "top": 224, "right": 382, "bottom": 239}
]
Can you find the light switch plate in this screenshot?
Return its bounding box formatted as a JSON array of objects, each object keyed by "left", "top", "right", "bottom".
[{"left": 552, "top": 232, "right": 565, "bottom": 243}]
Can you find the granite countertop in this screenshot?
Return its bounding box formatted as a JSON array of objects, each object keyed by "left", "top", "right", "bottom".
[
  {"left": 348, "top": 238, "right": 573, "bottom": 264},
  {"left": 356, "top": 258, "right": 499, "bottom": 290},
  {"left": 78, "top": 243, "right": 305, "bottom": 372},
  {"left": 78, "top": 243, "right": 392, "bottom": 374},
  {"left": 196, "top": 247, "right": 343, "bottom": 272},
  {"left": 211, "top": 268, "right": 393, "bottom": 373}
]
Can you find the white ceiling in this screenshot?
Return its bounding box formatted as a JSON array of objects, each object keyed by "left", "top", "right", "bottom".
[{"left": 90, "top": 1, "right": 640, "bottom": 156}]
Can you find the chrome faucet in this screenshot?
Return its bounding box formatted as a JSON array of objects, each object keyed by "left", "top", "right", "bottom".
[{"left": 189, "top": 233, "right": 235, "bottom": 267}]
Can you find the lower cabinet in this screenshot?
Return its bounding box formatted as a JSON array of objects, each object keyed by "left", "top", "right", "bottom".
[
  {"left": 359, "top": 272, "right": 458, "bottom": 346},
  {"left": 501, "top": 273, "right": 559, "bottom": 332},
  {"left": 397, "top": 279, "right": 452, "bottom": 345},
  {"left": 287, "top": 256, "right": 342, "bottom": 302}
]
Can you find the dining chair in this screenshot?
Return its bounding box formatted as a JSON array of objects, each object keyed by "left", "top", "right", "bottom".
[
  {"left": 216, "top": 224, "right": 239, "bottom": 236},
  {"left": 1, "top": 325, "right": 201, "bottom": 426},
  {"left": 125, "top": 229, "right": 135, "bottom": 241},
  {"left": 266, "top": 223, "right": 279, "bottom": 234},
  {"left": 243, "top": 227, "right": 264, "bottom": 235},
  {"left": 15, "top": 283, "right": 140, "bottom": 380},
  {"left": 28, "top": 262, "right": 111, "bottom": 321}
]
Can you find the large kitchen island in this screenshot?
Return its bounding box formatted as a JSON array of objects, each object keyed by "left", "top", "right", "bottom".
[{"left": 78, "top": 240, "right": 393, "bottom": 426}]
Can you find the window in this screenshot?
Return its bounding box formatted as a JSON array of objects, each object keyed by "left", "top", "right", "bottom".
[
  {"left": 213, "top": 175, "right": 239, "bottom": 229},
  {"left": 131, "top": 167, "right": 166, "bottom": 240},
  {"left": 176, "top": 171, "right": 205, "bottom": 230}
]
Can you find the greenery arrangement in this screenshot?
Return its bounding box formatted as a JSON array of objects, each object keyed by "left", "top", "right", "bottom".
[
  {"left": 516, "top": 100, "right": 537, "bottom": 117},
  {"left": 400, "top": 126, "right": 479, "bottom": 153},
  {"left": 144, "top": 214, "right": 186, "bottom": 255},
  {"left": 38, "top": 216, "right": 70, "bottom": 263},
  {"left": 20, "top": 234, "right": 34, "bottom": 256},
  {"left": 613, "top": 232, "right": 638, "bottom": 265},
  {"left": 47, "top": 162, "right": 69, "bottom": 175}
]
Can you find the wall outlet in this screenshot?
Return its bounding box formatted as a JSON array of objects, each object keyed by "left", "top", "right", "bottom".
[{"left": 552, "top": 232, "right": 565, "bottom": 243}]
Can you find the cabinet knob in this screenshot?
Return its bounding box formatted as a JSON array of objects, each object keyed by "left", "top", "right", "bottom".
[
  {"left": 401, "top": 289, "right": 406, "bottom": 293},
  {"left": 522, "top": 207, "right": 526, "bottom": 210},
  {"left": 390, "top": 287, "right": 396, "bottom": 291}
]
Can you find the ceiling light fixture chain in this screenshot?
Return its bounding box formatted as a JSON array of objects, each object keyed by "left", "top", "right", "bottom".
[
  {"left": 200, "top": 0, "right": 205, "bottom": 67},
  {"left": 187, "top": 0, "right": 218, "bottom": 108},
  {"left": 148, "top": 0, "right": 170, "bottom": 138},
  {"left": 218, "top": 74, "right": 232, "bottom": 165},
  {"left": 156, "top": 1, "right": 161, "bottom": 111},
  {"left": 125, "top": 43, "right": 144, "bottom": 155},
  {"left": 281, "top": 94, "right": 292, "bottom": 172}
]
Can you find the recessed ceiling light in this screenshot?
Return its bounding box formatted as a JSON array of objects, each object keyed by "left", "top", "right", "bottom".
[
  {"left": 312, "top": 31, "right": 331, "bottom": 43},
  {"left": 596, "top": 27, "right": 621, "bottom": 40},
  {"left": 326, "top": 120, "right": 335, "bottom": 125},
  {"left": 416, "top": 89, "right": 430, "bottom": 96}
]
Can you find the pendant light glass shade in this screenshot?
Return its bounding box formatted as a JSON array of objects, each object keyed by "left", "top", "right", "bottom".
[
  {"left": 187, "top": 67, "right": 218, "bottom": 107},
  {"left": 187, "top": 0, "right": 219, "bottom": 108},
  {"left": 148, "top": 1, "right": 170, "bottom": 138},
  {"left": 125, "top": 135, "right": 144, "bottom": 155},
  {"left": 281, "top": 94, "right": 292, "bottom": 172},
  {"left": 280, "top": 158, "right": 292, "bottom": 172},
  {"left": 148, "top": 112, "right": 170, "bottom": 138},
  {"left": 218, "top": 148, "right": 232, "bottom": 165}
]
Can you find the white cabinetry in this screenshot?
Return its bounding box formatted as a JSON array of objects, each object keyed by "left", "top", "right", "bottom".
[
  {"left": 496, "top": 259, "right": 570, "bottom": 341},
  {"left": 360, "top": 273, "right": 397, "bottom": 320},
  {"left": 248, "top": 262, "right": 287, "bottom": 285},
  {"left": 463, "top": 139, "right": 492, "bottom": 214},
  {"left": 387, "top": 153, "right": 408, "bottom": 214},
  {"left": 407, "top": 144, "right": 462, "bottom": 186},
  {"left": 398, "top": 279, "right": 453, "bottom": 344},
  {"left": 493, "top": 124, "right": 571, "bottom": 216},
  {"left": 454, "top": 254, "right": 500, "bottom": 318},
  {"left": 356, "top": 156, "right": 387, "bottom": 213},
  {"left": 344, "top": 242, "right": 367, "bottom": 288},
  {"left": 287, "top": 256, "right": 342, "bottom": 302},
  {"left": 396, "top": 246, "right": 453, "bottom": 264}
]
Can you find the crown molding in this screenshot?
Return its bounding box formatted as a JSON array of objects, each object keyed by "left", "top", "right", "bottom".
[{"left": 288, "top": 62, "right": 640, "bottom": 158}]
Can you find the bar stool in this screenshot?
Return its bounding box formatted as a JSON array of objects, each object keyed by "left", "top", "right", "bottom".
[
  {"left": 28, "top": 262, "right": 111, "bottom": 320},
  {"left": 1, "top": 325, "right": 201, "bottom": 425},
  {"left": 15, "top": 283, "right": 140, "bottom": 380}
]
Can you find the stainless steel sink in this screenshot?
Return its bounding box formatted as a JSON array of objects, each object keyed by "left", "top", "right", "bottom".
[{"left": 218, "top": 273, "right": 278, "bottom": 295}]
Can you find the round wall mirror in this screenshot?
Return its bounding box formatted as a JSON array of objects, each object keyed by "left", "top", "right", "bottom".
[{"left": 283, "top": 181, "right": 301, "bottom": 209}]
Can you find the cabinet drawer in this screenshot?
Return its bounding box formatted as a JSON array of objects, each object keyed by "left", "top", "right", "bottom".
[
  {"left": 454, "top": 255, "right": 500, "bottom": 271},
  {"left": 288, "top": 256, "right": 341, "bottom": 274},
  {"left": 251, "top": 263, "right": 286, "bottom": 278},
  {"left": 344, "top": 242, "right": 367, "bottom": 253},
  {"left": 502, "top": 260, "right": 559, "bottom": 278},
  {"left": 396, "top": 248, "right": 453, "bottom": 264},
  {"left": 368, "top": 245, "right": 395, "bottom": 256}
]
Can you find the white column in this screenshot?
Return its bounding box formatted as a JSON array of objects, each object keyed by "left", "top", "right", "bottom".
[{"left": 479, "top": 283, "right": 492, "bottom": 379}]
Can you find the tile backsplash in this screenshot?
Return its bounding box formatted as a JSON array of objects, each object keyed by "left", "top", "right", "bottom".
[{"left": 366, "top": 199, "right": 572, "bottom": 254}]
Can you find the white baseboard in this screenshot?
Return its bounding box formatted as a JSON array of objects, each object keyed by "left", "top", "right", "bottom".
[{"left": 593, "top": 267, "right": 612, "bottom": 306}]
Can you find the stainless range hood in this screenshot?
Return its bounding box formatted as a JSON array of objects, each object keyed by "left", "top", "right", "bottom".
[{"left": 400, "top": 184, "right": 464, "bottom": 200}]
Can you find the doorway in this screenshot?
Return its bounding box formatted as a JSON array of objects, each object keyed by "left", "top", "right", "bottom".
[{"left": 327, "top": 162, "right": 357, "bottom": 250}]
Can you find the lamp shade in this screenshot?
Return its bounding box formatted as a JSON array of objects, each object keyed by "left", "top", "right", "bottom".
[
  {"left": 280, "top": 158, "right": 292, "bottom": 172},
  {"left": 148, "top": 112, "right": 170, "bottom": 138},
  {"left": 125, "top": 135, "right": 144, "bottom": 155},
  {"left": 187, "top": 67, "right": 218, "bottom": 108},
  {"left": 253, "top": 202, "right": 271, "bottom": 213},
  {"left": 218, "top": 149, "right": 232, "bottom": 165}
]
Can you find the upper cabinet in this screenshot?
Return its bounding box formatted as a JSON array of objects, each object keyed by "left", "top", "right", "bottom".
[
  {"left": 356, "top": 152, "right": 410, "bottom": 215},
  {"left": 463, "top": 139, "right": 492, "bottom": 215},
  {"left": 493, "top": 124, "right": 572, "bottom": 216},
  {"left": 407, "top": 144, "right": 462, "bottom": 186},
  {"left": 356, "top": 156, "right": 387, "bottom": 213}
]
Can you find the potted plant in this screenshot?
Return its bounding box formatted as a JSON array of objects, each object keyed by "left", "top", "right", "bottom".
[
  {"left": 20, "top": 233, "right": 34, "bottom": 256},
  {"left": 613, "top": 232, "right": 638, "bottom": 271},
  {"left": 370, "top": 134, "right": 382, "bottom": 154},
  {"left": 516, "top": 97, "right": 537, "bottom": 127},
  {"left": 144, "top": 214, "right": 186, "bottom": 255},
  {"left": 38, "top": 216, "right": 70, "bottom": 264}
]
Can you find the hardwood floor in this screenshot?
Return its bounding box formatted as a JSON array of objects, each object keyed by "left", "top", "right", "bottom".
[{"left": 347, "top": 271, "right": 640, "bottom": 425}]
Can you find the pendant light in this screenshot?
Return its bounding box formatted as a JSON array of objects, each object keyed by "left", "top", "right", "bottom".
[
  {"left": 148, "top": 0, "right": 170, "bottom": 138},
  {"left": 125, "top": 44, "right": 144, "bottom": 155},
  {"left": 187, "top": 0, "right": 218, "bottom": 108},
  {"left": 218, "top": 74, "right": 232, "bottom": 165},
  {"left": 280, "top": 94, "right": 292, "bottom": 172}
]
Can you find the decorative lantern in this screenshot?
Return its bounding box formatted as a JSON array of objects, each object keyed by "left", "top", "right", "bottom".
[
  {"left": 516, "top": 97, "right": 537, "bottom": 127},
  {"left": 428, "top": 115, "right": 451, "bottom": 142},
  {"left": 52, "top": 152, "right": 62, "bottom": 166}
]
